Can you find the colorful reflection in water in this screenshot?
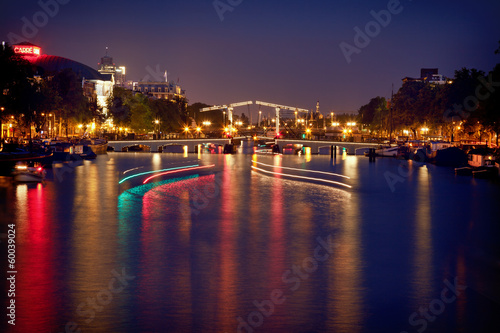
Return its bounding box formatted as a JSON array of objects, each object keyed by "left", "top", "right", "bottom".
[
  {"left": 14, "top": 184, "right": 57, "bottom": 332},
  {"left": 2, "top": 152, "right": 499, "bottom": 333}
]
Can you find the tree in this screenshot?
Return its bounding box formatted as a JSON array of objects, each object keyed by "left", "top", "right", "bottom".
[
  {"left": 108, "top": 86, "right": 132, "bottom": 127},
  {"left": 51, "top": 69, "right": 91, "bottom": 137},
  {"left": 477, "top": 63, "right": 500, "bottom": 145},
  {"left": 152, "top": 98, "right": 185, "bottom": 133},
  {"left": 187, "top": 102, "right": 210, "bottom": 127},
  {"left": 391, "top": 81, "right": 445, "bottom": 138},
  {"left": 240, "top": 113, "right": 250, "bottom": 126},
  {"left": 129, "top": 93, "right": 153, "bottom": 133},
  {"left": 358, "top": 96, "right": 387, "bottom": 135}
]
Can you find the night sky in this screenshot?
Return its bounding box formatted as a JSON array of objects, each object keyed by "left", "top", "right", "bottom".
[{"left": 1, "top": 0, "right": 499, "bottom": 118}]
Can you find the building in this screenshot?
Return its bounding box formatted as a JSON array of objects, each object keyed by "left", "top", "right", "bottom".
[
  {"left": 10, "top": 42, "right": 114, "bottom": 136},
  {"left": 133, "top": 80, "right": 186, "bottom": 100},
  {"left": 13, "top": 42, "right": 113, "bottom": 114},
  {"left": 96, "top": 48, "right": 185, "bottom": 101},
  {"left": 97, "top": 48, "right": 126, "bottom": 87},
  {"left": 402, "top": 68, "right": 447, "bottom": 85}
]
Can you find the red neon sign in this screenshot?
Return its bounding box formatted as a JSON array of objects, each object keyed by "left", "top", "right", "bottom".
[{"left": 14, "top": 46, "right": 41, "bottom": 57}]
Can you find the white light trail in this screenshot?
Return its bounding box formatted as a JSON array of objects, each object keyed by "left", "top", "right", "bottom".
[
  {"left": 252, "top": 161, "right": 350, "bottom": 179},
  {"left": 251, "top": 165, "right": 352, "bottom": 188}
]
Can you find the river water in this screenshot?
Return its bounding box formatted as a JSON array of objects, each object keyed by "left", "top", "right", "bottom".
[{"left": 1, "top": 152, "right": 499, "bottom": 333}]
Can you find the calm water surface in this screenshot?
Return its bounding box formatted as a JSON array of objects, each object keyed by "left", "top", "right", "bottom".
[{"left": 1, "top": 152, "right": 499, "bottom": 333}]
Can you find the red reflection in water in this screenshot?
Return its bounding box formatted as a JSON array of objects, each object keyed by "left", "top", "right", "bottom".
[
  {"left": 16, "top": 184, "right": 57, "bottom": 332},
  {"left": 218, "top": 156, "right": 238, "bottom": 331}
]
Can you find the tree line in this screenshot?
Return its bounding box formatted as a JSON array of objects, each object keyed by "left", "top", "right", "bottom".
[
  {"left": 107, "top": 87, "right": 189, "bottom": 135},
  {"left": 358, "top": 42, "right": 500, "bottom": 144}
]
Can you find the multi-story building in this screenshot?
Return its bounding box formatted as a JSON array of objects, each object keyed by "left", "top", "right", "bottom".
[
  {"left": 133, "top": 81, "right": 186, "bottom": 100},
  {"left": 8, "top": 42, "right": 114, "bottom": 137},
  {"left": 97, "top": 49, "right": 126, "bottom": 87},
  {"left": 13, "top": 42, "right": 112, "bottom": 111},
  {"left": 402, "top": 68, "right": 448, "bottom": 85}
]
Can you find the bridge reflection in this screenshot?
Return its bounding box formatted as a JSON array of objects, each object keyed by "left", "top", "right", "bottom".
[{"left": 109, "top": 137, "right": 379, "bottom": 155}]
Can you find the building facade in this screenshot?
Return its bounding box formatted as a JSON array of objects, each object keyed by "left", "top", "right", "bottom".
[
  {"left": 133, "top": 81, "right": 186, "bottom": 100},
  {"left": 402, "top": 68, "right": 447, "bottom": 85},
  {"left": 97, "top": 49, "right": 126, "bottom": 87}
]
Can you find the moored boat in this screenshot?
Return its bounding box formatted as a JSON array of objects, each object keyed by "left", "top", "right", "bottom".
[
  {"left": 12, "top": 163, "right": 46, "bottom": 182},
  {"left": 0, "top": 144, "right": 53, "bottom": 174},
  {"left": 375, "top": 146, "right": 399, "bottom": 157},
  {"left": 454, "top": 166, "right": 473, "bottom": 176},
  {"left": 78, "top": 138, "right": 108, "bottom": 154},
  {"left": 472, "top": 167, "right": 498, "bottom": 179}
]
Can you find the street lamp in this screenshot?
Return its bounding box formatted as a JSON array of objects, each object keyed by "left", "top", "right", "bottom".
[
  {"left": 48, "top": 113, "right": 55, "bottom": 138},
  {"left": 154, "top": 119, "right": 160, "bottom": 139},
  {"left": 184, "top": 126, "right": 190, "bottom": 138},
  {"left": 196, "top": 127, "right": 201, "bottom": 138}
]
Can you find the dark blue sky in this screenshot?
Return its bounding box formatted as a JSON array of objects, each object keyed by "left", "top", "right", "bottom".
[{"left": 1, "top": 0, "right": 499, "bottom": 117}]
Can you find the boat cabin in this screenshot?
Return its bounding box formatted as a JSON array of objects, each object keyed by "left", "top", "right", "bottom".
[
  {"left": 429, "top": 141, "right": 452, "bottom": 151},
  {"left": 468, "top": 148, "right": 495, "bottom": 168}
]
